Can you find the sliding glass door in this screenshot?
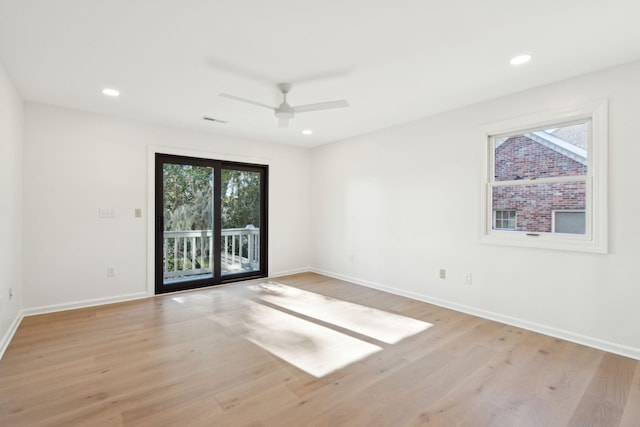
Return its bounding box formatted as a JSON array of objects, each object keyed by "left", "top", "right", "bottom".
[{"left": 155, "top": 154, "right": 268, "bottom": 294}]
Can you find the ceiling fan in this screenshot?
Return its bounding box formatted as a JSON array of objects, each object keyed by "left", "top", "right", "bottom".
[{"left": 220, "top": 83, "right": 348, "bottom": 128}]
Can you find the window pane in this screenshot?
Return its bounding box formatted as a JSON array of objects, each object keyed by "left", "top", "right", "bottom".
[
  {"left": 163, "top": 164, "right": 214, "bottom": 283},
  {"left": 554, "top": 211, "right": 586, "bottom": 234},
  {"left": 221, "top": 169, "right": 262, "bottom": 276},
  {"left": 492, "top": 182, "right": 586, "bottom": 233},
  {"left": 493, "top": 210, "right": 516, "bottom": 230},
  {"left": 494, "top": 122, "right": 588, "bottom": 182}
]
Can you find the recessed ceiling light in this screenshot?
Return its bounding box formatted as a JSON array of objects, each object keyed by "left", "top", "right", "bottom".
[
  {"left": 102, "top": 88, "right": 120, "bottom": 97},
  {"left": 510, "top": 54, "right": 532, "bottom": 66},
  {"left": 302, "top": 129, "right": 313, "bottom": 135}
]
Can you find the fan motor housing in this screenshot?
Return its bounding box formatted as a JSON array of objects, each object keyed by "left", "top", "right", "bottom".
[{"left": 275, "top": 103, "right": 295, "bottom": 119}]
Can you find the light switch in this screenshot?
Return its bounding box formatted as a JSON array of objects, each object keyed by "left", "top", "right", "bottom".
[{"left": 98, "top": 208, "right": 115, "bottom": 218}]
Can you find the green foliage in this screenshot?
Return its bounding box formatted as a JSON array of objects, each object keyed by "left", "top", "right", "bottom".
[
  {"left": 163, "top": 164, "right": 214, "bottom": 231},
  {"left": 222, "top": 169, "right": 261, "bottom": 229},
  {"left": 163, "top": 164, "right": 261, "bottom": 231}
]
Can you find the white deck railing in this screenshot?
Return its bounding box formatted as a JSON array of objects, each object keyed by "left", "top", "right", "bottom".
[{"left": 163, "top": 226, "right": 260, "bottom": 279}]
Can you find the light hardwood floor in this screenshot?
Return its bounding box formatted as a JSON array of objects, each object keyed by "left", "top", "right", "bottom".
[{"left": 1, "top": 273, "right": 638, "bottom": 426}]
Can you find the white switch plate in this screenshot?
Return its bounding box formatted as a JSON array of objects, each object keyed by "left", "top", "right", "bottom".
[{"left": 98, "top": 208, "right": 115, "bottom": 218}]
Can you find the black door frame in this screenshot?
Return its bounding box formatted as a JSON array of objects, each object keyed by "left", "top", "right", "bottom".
[{"left": 155, "top": 153, "right": 268, "bottom": 294}]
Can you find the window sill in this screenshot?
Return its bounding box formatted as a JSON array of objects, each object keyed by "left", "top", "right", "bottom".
[{"left": 479, "top": 231, "right": 607, "bottom": 254}]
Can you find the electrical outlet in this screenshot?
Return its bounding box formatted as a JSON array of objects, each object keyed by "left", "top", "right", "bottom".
[
  {"left": 107, "top": 265, "right": 117, "bottom": 277},
  {"left": 464, "top": 273, "right": 472, "bottom": 285},
  {"left": 134, "top": 208, "right": 142, "bottom": 218},
  {"left": 439, "top": 269, "right": 446, "bottom": 279}
]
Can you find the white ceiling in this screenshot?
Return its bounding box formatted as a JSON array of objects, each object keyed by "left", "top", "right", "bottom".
[{"left": 1, "top": 0, "right": 640, "bottom": 147}]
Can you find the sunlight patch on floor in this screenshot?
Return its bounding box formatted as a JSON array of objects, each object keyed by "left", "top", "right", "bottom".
[
  {"left": 241, "top": 301, "right": 382, "bottom": 377},
  {"left": 172, "top": 281, "right": 432, "bottom": 378},
  {"left": 171, "top": 296, "right": 187, "bottom": 304},
  {"left": 248, "top": 282, "right": 432, "bottom": 344}
]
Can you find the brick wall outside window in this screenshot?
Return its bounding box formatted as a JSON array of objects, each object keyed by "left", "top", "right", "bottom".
[{"left": 492, "top": 136, "right": 586, "bottom": 233}]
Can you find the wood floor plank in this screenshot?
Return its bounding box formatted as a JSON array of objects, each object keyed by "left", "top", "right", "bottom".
[
  {"left": 404, "top": 347, "right": 508, "bottom": 426},
  {"left": 567, "top": 394, "right": 624, "bottom": 427},
  {"left": 567, "top": 353, "right": 637, "bottom": 427},
  {"left": 262, "top": 349, "right": 453, "bottom": 426},
  {"left": 0, "top": 272, "right": 637, "bottom": 426},
  {"left": 619, "top": 362, "right": 640, "bottom": 426},
  {"left": 302, "top": 345, "right": 497, "bottom": 426},
  {"left": 590, "top": 353, "right": 637, "bottom": 408}
]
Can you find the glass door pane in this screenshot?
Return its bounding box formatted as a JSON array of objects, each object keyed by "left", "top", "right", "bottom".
[
  {"left": 221, "top": 168, "right": 262, "bottom": 276},
  {"left": 162, "top": 163, "right": 214, "bottom": 284}
]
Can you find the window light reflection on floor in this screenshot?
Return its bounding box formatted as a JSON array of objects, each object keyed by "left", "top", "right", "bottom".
[
  {"left": 248, "top": 282, "right": 432, "bottom": 344},
  {"left": 171, "top": 281, "right": 433, "bottom": 378},
  {"left": 242, "top": 300, "right": 382, "bottom": 377}
]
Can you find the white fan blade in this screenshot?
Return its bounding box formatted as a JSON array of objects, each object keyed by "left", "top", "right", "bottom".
[
  {"left": 219, "top": 93, "right": 275, "bottom": 110},
  {"left": 278, "top": 117, "right": 290, "bottom": 128},
  {"left": 293, "top": 100, "right": 349, "bottom": 113}
]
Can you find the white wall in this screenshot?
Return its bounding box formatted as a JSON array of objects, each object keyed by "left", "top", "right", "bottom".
[
  {"left": 311, "top": 60, "right": 640, "bottom": 358},
  {"left": 23, "top": 104, "right": 310, "bottom": 311},
  {"left": 0, "top": 61, "right": 23, "bottom": 353}
]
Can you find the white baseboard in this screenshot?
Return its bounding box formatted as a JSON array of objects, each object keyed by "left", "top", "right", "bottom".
[
  {"left": 22, "top": 292, "right": 149, "bottom": 317},
  {"left": 269, "top": 267, "right": 312, "bottom": 278},
  {"left": 310, "top": 268, "right": 640, "bottom": 361},
  {"left": 0, "top": 310, "right": 24, "bottom": 360}
]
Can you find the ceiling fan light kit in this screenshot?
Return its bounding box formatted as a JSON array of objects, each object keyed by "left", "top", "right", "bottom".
[{"left": 220, "top": 83, "right": 348, "bottom": 128}]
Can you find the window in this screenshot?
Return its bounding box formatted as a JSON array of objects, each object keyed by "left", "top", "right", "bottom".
[
  {"left": 480, "top": 101, "right": 607, "bottom": 253},
  {"left": 493, "top": 210, "right": 517, "bottom": 230}
]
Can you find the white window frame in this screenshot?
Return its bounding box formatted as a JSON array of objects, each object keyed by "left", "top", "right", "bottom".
[
  {"left": 493, "top": 210, "right": 517, "bottom": 230},
  {"left": 479, "top": 100, "right": 608, "bottom": 253}
]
